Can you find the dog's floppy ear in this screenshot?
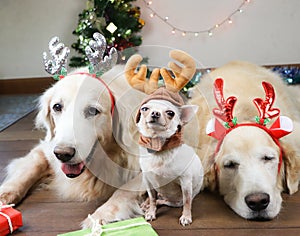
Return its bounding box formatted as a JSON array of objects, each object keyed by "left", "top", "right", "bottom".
[
  {"left": 280, "top": 141, "right": 300, "bottom": 194},
  {"left": 202, "top": 153, "right": 217, "bottom": 191},
  {"left": 35, "top": 86, "right": 55, "bottom": 141},
  {"left": 180, "top": 105, "right": 199, "bottom": 125}
]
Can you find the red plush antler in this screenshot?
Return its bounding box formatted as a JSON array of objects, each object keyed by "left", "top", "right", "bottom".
[
  {"left": 213, "top": 78, "right": 237, "bottom": 127},
  {"left": 253, "top": 81, "right": 280, "bottom": 125}
]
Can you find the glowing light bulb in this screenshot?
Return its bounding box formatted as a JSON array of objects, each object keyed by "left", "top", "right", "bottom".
[
  {"left": 194, "top": 32, "right": 199, "bottom": 37},
  {"left": 171, "top": 29, "right": 176, "bottom": 34},
  {"left": 106, "top": 22, "right": 118, "bottom": 33},
  {"left": 208, "top": 31, "right": 213, "bottom": 37},
  {"left": 182, "top": 31, "right": 186, "bottom": 36},
  {"left": 228, "top": 18, "right": 233, "bottom": 24},
  {"left": 147, "top": 1, "right": 152, "bottom": 5},
  {"left": 215, "top": 24, "right": 219, "bottom": 28},
  {"left": 150, "top": 13, "right": 155, "bottom": 18},
  {"left": 164, "top": 16, "right": 169, "bottom": 21}
]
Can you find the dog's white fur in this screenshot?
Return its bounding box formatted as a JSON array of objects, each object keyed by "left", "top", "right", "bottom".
[
  {"left": 137, "top": 100, "right": 203, "bottom": 226},
  {"left": 0, "top": 61, "right": 299, "bottom": 226}
]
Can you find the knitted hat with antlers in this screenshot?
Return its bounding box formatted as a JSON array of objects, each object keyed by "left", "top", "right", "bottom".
[
  {"left": 125, "top": 50, "right": 196, "bottom": 152},
  {"left": 206, "top": 78, "right": 294, "bottom": 173},
  {"left": 125, "top": 50, "right": 196, "bottom": 122}
]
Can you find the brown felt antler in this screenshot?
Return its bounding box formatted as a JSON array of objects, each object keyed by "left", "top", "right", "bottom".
[
  {"left": 125, "top": 54, "right": 160, "bottom": 94},
  {"left": 160, "top": 50, "right": 196, "bottom": 92},
  {"left": 253, "top": 81, "right": 280, "bottom": 125},
  {"left": 125, "top": 50, "right": 196, "bottom": 94},
  {"left": 212, "top": 78, "right": 237, "bottom": 127}
]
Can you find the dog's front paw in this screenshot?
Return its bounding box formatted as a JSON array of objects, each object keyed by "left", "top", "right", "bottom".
[
  {"left": 81, "top": 212, "right": 110, "bottom": 229},
  {"left": 179, "top": 214, "right": 192, "bottom": 226},
  {"left": 0, "top": 187, "right": 22, "bottom": 205},
  {"left": 144, "top": 209, "right": 156, "bottom": 221}
]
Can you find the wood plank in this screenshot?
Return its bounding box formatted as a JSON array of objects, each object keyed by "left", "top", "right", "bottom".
[{"left": 0, "top": 77, "right": 53, "bottom": 94}]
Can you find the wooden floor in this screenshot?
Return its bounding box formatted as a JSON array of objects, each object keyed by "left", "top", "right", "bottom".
[{"left": 1, "top": 112, "right": 300, "bottom": 236}]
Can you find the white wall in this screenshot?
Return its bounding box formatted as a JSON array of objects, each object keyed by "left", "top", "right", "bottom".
[
  {"left": 0, "top": 0, "right": 85, "bottom": 79},
  {"left": 0, "top": 0, "right": 299, "bottom": 79},
  {"left": 137, "top": 0, "right": 300, "bottom": 69}
]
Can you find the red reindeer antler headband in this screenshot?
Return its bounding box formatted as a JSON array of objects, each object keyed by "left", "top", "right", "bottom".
[{"left": 206, "top": 78, "right": 293, "bottom": 173}]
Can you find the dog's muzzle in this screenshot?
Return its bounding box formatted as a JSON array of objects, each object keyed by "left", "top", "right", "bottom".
[{"left": 54, "top": 145, "right": 86, "bottom": 178}]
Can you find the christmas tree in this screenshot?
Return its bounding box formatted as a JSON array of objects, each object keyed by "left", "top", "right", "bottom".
[{"left": 70, "top": 0, "right": 145, "bottom": 67}]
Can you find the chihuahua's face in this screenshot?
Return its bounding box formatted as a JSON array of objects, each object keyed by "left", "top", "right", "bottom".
[{"left": 137, "top": 99, "right": 198, "bottom": 139}]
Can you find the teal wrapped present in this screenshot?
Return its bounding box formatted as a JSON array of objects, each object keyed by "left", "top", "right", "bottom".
[{"left": 58, "top": 217, "right": 158, "bottom": 236}]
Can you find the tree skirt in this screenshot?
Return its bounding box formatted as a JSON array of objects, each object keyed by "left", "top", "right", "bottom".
[{"left": 0, "top": 95, "right": 39, "bottom": 132}]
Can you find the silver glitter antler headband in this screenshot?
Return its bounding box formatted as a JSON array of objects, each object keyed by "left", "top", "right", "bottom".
[
  {"left": 85, "top": 32, "right": 118, "bottom": 77},
  {"left": 43, "top": 33, "right": 118, "bottom": 80},
  {"left": 43, "top": 37, "right": 70, "bottom": 80}
]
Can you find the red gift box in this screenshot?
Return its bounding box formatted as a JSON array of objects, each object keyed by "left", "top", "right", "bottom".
[{"left": 0, "top": 203, "right": 23, "bottom": 236}]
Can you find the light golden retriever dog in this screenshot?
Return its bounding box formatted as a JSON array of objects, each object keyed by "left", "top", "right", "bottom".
[{"left": 0, "top": 65, "right": 147, "bottom": 221}]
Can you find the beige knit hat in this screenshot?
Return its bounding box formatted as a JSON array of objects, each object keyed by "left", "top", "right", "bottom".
[{"left": 135, "top": 86, "right": 185, "bottom": 123}]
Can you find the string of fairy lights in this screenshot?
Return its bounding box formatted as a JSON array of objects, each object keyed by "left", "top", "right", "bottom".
[{"left": 142, "top": 0, "right": 252, "bottom": 37}]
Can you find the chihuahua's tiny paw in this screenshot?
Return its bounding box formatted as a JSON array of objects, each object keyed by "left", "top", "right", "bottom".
[
  {"left": 140, "top": 198, "right": 150, "bottom": 212},
  {"left": 179, "top": 215, "right": 192, "bottom": 226},
  {"left": 145, "top": 210, "right": 156, "bottom": 221}
]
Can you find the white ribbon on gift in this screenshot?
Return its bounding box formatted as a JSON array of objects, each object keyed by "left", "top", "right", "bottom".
[
  {"left": 85, "top": 215, "right": 151, "bottom": 236},
  {"left": 0, "top": 201, "right": 15, "bottom": 233}
]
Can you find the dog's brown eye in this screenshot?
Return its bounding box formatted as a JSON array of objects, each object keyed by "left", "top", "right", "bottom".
[
  {"left": 263, "top": 156, "right": 274, "bottom": 162},
  {"left": 224, "top": 161, "right": 239, "bottom": 169},
  {"left": 85, "top": 107, "right": 100, "bottom": 117},
  {"left": 53, "top": 103, "right": 63, "bottom": 112},
  {"left": 141, "top": 107, "right": 149, "bottom": 112},
  {"left": 166, "top": 110, "right": 175, "bottom": 118}
]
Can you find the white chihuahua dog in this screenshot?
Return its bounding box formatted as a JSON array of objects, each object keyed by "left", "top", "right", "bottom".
[{"left": 136, "top": 98, "right": 203, "bottom": 226}]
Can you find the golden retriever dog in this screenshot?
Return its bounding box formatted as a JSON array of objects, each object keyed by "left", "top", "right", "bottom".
[
  {"left": 186, "top": 61, "right": 300, "bottom": 220},
  {"left": 0, "top": 65, "right": 147, "bottom": 219}
]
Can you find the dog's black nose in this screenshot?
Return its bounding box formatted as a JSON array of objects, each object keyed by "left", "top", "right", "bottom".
[
  {"left": 54, "top": 146, "right": 76, "bottom": 162},
  {"left": 151, "top": 111, "right": 161, "bottom": 119},
  {"left": 245, "top": 193, "right": 270, "bottom": 211}
]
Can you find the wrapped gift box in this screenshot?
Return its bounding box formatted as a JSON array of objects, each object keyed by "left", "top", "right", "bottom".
[
  {"left": 58, "top": 217, "right": 158, "bottom": 236},
  {"left": 0, "top": 204, "right": 23, "bottom": 236}
]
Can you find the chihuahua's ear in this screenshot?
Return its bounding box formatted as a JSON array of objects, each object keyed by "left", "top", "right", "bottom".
[{"left": 180, "top": 105, "right": 199, "bottom": 125}]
